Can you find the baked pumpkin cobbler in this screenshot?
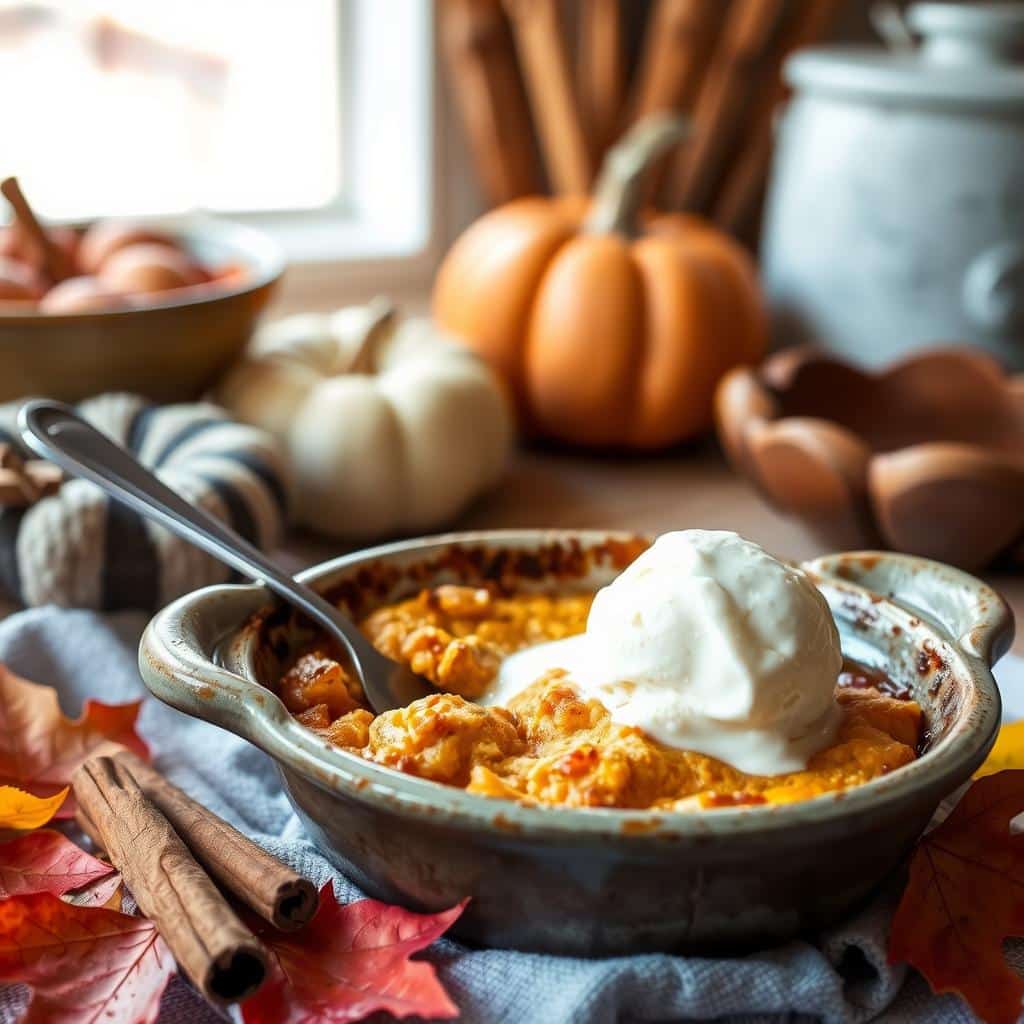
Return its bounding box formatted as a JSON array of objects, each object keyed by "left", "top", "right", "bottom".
[{"left": 276, "top": 581, "right": 923, "bottom": 811}]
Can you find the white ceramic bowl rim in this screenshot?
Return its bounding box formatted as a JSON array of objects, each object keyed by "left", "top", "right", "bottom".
[{"left": 139, "top": 530, "right": 1006, "bottom": 841}]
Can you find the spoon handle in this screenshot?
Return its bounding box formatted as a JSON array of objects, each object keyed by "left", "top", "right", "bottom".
[{"left": 18, "top": 400, "right": 380, "bottom": 672}]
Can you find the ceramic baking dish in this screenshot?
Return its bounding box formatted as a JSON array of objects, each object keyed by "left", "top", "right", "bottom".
[{"left": 138, "top": 530, "right": 1011, "bottom": 955}]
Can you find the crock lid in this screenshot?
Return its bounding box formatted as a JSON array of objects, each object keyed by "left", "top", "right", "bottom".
[{"left": 785, "top": 2, "right": 1024, "bottom": 111}]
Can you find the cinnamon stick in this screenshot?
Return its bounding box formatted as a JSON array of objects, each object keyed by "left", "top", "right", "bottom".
[
  {"left": 22, "top": 460, "right": 63, "bottom": 497},
  {"left": 112, "top": 750, "right": 318, "bottom": 931},
  {"left": 713, "top": 0, "right": 845, "bottom": 238},
  {"left": 0, "top": 177, "right": 72, "bottom": 283},
  {"left": 438, "top": 0, "right": 540, "bottom": 205},
  {"left": 631, "top": 0, "right": 729, "bottom": 205},
  {"left": 504, "top": 0, "right": 592, "bottom": 194},
  {"left": 75, "top": 804, "right": 105, "bottom": 850},
  {"left": 0, "top": 468, "right": 37, "bottom": 507},
  {"left": 630, "top": 0, "right": 727, "bottom": 121},
  {"left": 0, "top": 447, "right": 63, "bottom": 509},
  {"left": 73, "top": 756, "right": 269, "bottom": 1005},
  {"left": 664, "top": 0, "right": 791, "bottom": 213},
  {"left": 578, "top": 0, "right": 625, "bottom": 165}
]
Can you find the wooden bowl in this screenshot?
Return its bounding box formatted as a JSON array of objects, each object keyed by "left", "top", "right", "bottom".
[
  {"left": 0, "top": 218, "right": 283, "bottom": 403},
  {"left": 715, "top": 347, "right": 1024, "bottom": 570}
]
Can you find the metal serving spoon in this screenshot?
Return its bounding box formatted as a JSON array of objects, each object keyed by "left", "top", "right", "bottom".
[{"left": 19, "top": 400, "right": 434, "bottom": 713}]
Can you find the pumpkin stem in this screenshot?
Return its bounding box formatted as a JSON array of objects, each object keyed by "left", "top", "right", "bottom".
[
  {"left": 584, "top": 114, "right": 691, "bottom": 237},
  {"left": 348, "top": 297, "right": 398, "bottom": 374}
]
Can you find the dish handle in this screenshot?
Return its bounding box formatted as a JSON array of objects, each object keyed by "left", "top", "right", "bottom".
[
  {"left": 803, "top": 550, "right": 1014, "bottom": 668},
  {"left": 138, "top": 582, "right": 296, "bottom": 753},
  {"left": 963, "top": 241, "right": 1024, "bottom": 338}
]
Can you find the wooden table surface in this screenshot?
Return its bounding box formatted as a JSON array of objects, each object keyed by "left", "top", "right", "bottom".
[{"left": 280, "top": 443, "right": 1024, "bottom": 656}]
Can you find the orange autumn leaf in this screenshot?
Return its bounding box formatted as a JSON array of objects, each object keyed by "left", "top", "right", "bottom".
[
  {"left": 0, "top": 892, "right": 175, "bottom": 1024},
  {"left": 241, "top": 883, "right": 465, "bottom": 1024},
  {"left": 0, "top": 786, "right": 67, "bottom": 830},
  {"left": 0, "top": 664, "right": 148, "bottom": 818},
  {"left": 889, "top": 770, "right": 1024, "bottom": 1024}
]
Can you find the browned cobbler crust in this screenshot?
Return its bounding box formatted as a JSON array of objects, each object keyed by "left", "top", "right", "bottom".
[
  {"left": 276, "top": 585, "right": 924, "bottom": 810},
  {"left": 361, "top": 585, "right": 591, "bottom": 698}
]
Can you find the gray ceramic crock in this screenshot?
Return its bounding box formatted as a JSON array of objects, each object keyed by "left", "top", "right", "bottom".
[
  {"left": 762, "top": 2, "right": 1024, "bottom": 368},
  {"left": 138, "top": 530, "right": 1012, "bottom": 956}
]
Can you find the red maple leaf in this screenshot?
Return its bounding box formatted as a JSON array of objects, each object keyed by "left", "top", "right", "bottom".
[
  {"left": 0, "top": 892, "right": 175, "bottom": 1024},
  {"left": 0, "top": 664, "right": 148, "bottom": 817},
  {"left": 889, "top": 770, "right": 1024, "bottom": 1024},
  {"left": 241, "top": 884, "right": 465, "bottom": 1023},
  {"left": 0, "top": 830, "right": 114, "bottom": 898}
]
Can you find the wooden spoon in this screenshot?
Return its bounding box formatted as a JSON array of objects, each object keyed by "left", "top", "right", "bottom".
[
  {"left": 746, "top": 415, "right": 876, "bottom": 549},
  {"left": 870, "top": 443, "right": 1024, "bottom": 570}
]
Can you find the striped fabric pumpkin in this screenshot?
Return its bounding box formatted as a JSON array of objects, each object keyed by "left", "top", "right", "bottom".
[{"left": 0, "top": 394, "right": 289, "bottom": 610}]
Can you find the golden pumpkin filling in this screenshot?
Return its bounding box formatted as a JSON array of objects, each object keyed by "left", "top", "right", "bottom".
[{"left": 277, "top": 585, "right": 922, "bottom": 810}]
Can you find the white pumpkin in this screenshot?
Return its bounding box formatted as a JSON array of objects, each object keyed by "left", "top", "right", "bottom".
[{"left": 217, "top": 300, "right": 513, "bottom": 539}]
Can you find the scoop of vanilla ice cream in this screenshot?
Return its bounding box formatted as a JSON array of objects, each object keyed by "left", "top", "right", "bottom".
[{"left": 486, "top": 530, "right": 843, "bottom": 775}]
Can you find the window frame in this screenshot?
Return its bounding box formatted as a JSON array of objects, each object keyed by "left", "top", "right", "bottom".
[
  {"left": 0, "top": 0, "right": 455, "bottom": 305},
  {"left": 244, "top": 0, "right": 453, "bottom": 308}
]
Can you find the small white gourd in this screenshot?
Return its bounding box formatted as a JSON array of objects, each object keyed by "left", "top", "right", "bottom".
[{"left": 217, "top": 300, "right": 512, "bottom": 539}]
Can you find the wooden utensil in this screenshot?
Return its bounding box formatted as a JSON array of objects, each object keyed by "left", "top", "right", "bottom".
[
  {"left": 746, "top": 416, "right": 875, "bottom": 550},
  {"left": 1, "top": 177, "right": 74, "bottom": 283},
  {"left": 665, "top": 0, "right": 791, "bottom": 213},
  {"left": 714, "top": 0, "right": 845, "bottom": 237},
  {"left": 438, "top": 0, "right": 540, "bottom": 205},
  {"left": 713, "top": 364, "right": 779, "bottom": 478},
  {"left": 871, "top": 443, "right": 1024, "bottom": 571},
  {"left": 715, "top": 346, "right": 1024, "bottom": 569},
  {"left": 505, "top": 0, "right": 592, "bottom": 193}
]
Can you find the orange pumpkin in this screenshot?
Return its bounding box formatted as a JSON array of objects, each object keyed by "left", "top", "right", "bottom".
[{"left": 433, "top": 116, "right": 768, "bottom": 449}]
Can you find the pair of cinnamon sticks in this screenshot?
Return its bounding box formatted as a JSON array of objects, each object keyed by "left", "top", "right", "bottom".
[{"left": 72, "top": 750, "right": 318, "bottom": 1006}]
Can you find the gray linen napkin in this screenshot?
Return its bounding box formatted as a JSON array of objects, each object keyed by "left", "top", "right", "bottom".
[{"left": 0, "top": 606, "right": 993, "bottom": 1024}]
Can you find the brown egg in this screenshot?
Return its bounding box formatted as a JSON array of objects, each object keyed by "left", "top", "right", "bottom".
[
  {"left": 0, "top": 258, "right": 44, "bottom": 303},
  {"left": 39, "top": 276, "right": 126, "bottom": 314},
  {"left": 0, "top": 224, "right": 80, "bottom": 278},
  {"left": 99, "top": 243, "right": 204, "bottom": 295},
  {"left": 79, "top": 220, "right": 179, "bottom": 274}
]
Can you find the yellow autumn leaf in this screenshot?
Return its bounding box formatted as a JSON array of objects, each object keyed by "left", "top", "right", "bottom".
[
  {"left": 0, "top": 785, "right": 68, "bottom": 829},
  {"left": 976, "top": 721, "right": 1024, "bottom": 778}
]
